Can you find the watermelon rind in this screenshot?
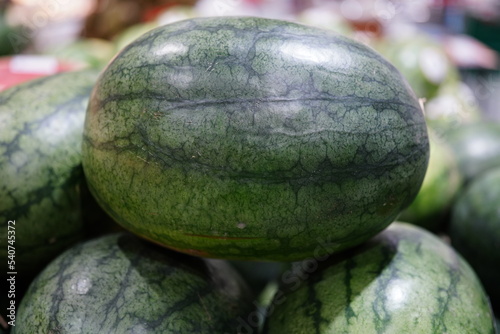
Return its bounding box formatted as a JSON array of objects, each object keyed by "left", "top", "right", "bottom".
[
  {"left": 263, "top": 222, "right": 495, "bottom": 333},
  {"left": 12, "top": 233, "right": 254, "bottom": 334},
  {"left": 82, "top": 16, "right": 429, "bottom": 261}
]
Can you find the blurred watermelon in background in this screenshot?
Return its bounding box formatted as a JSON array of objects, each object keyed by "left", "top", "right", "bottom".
[
  {"left": 450, "top": 167, "right": 500, "bottom": 313},
  {"left": 424, "top": 80, "right": 482, "bottom": 133},
  {"left": 43, "top": 38, "right": 115, "bottom": 69},
  {"left": 374, "top": 29, "right": 460, "bottom": 101},
  {"left": 445, "top": 121, "right": 500, "bottom": 182}
]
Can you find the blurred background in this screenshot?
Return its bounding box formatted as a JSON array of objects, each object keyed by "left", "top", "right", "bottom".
[{"left": 0, "top": 0, "right": 499, "bottom": 125}]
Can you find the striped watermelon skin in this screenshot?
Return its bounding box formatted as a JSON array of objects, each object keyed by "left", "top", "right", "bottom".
[
  {"left": 82, "top": 16, "right": 429, "bottom": 261},
  {"left": 263, "top": 222, "right": 495, "bottom": 334},
  {"left": 0, "top": 70, "right": 99, "bottom": 277},
  {"left": 12, "top": 233, "right": 253, "bottom": 334}
]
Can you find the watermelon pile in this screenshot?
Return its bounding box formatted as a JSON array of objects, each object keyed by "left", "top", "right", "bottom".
[{"left": 1, "top": 16, "right": 498, "bottom": 334}]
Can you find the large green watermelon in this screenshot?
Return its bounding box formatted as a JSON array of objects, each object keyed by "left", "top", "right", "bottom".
[
  {"left": 263, "top": 222, "right": 495, "bottom": 333},
  {"left": 82, "top": 16, "right": 429, "bottom": 262},
  {"left": 13, "top": 233, "right": 253, "bottom": 333},
  {"left": 0, "top": 70, "right": 99, "bottom": 277},
  {"left": 450, "top": 167, "right": 500, "bottom": 311}
]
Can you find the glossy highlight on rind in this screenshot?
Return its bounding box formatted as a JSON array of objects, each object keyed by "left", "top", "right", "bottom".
[
  {"left": 0, "top": 70, "right": 99, "bottom": 276},
  {"left": 82, "top": 16, "right": 429, "bottom": 261},
  {"left": 263, "top": 222, "right": 496, "bottom": 334},
  {"left": 12, "top": 233, "right": 254, "bottom": 334}
]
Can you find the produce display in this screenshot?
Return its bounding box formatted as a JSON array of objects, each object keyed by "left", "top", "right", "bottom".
[
  {"left": 1, "top": 1, "right": 500, "bottom": 332},
  {"left": 12, "top": 233, "right": 253, "bottom": 333},
  {"left": 450, "top": 168, "right": 500, "bottom": 312},
  {"left": 82, "top": 16, "right": 429, "bottom": 262},
  {"left": 263, "top": 223, "right": 496, "bottom": 333}
]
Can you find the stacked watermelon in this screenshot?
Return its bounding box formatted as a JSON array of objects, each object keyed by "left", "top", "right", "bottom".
[{"left": 2, "top": 16, "right": 497, "bottom": 333}]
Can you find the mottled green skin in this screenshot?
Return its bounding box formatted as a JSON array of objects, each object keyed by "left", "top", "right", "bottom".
[
  {"left": 0, "top": 70, "right": 99, "bottom": 277},
  {"left": 82, "top": 16, "right": 429, "bottom": 261},
  {"left": 399, "top": 129, "right": 462, "bottom": 230},
  {"left": 450, "top": 168, "right": 500, "bottom": 311},
  {"left": 13, "top": 233, "right": 253, "bottom": 334},
  {"left": 263, "top": 222, "right": 495, "bottom": 333},
  {"left": 446, "top": 122, "right": 500, "bottom": 182}
]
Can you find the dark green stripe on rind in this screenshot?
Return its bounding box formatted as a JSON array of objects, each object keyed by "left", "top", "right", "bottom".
[
  {"left": 12, "top": 233, "right": 253, "bottom": 334},
  {"left": 0, "top": 70, "right": 99, "bottom": 276},
  {"left": 263, "top": 222, "right": 495, "bottom": 333},
  {"left": 82, "top": 16, "right": 429, "bottom": 261}
]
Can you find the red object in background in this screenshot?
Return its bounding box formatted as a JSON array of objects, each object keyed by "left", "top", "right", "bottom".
[
  {"left": 0, "top": 55, "right": 79, "bottom": 91},
  {"left": 142, "top": 3, "right": 178, "bottom": 22}
]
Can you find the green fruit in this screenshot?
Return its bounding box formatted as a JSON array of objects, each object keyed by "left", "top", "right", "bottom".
[
  {"left": 263, "top": 222, "right": 495, "bottom": 334},
  {"left": 82, "top": 16, "right": 429, "bottom": 261},
  {"left": 399, "top": 129, "right": 462, "bottom": 230},
  {"left": 450, "top": 167, "right": 500, "bottom": 310},
  {"left": 424, "top": 81, "right": 482, "bottom": 132},
  {"left": 375, "top": 32, "right": 459, "bottom": 100},
  {"left": 46, "top": 38, "right": 116, "bottom": 69},
  {"left": 12, "top": 233, "right": 253, "bottom": 334},
  {"left": 0, "top": 70, "right": 99, "bottom": 277},
  {"left": 446, "top": 121, "right": 500, "bottom": 182}
]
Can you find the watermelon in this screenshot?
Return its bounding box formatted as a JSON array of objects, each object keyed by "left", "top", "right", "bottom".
[
  {"left": 82, "top": 16, "right": 429, "bottom": 262},
  {"left": 12, "top": 232, "right": 253, "bottom": 333},
  {"left": 374, "top": 31, "right": 459, "bottom": 100},
  {"left": 262, "top": 222, "right": 495, "bottom": 333},
  {"left": 46, "top": 38, "right": 116, "bottom": 69},
  {"left": 424, "top": 81, "right": 482, "bottom": 132},
  {"left": 0, "top": 70, "right": 99, "bottom": 278},
  {"left": 450, "top": 167, "right": 500, "bottom": 311},
  {"left": 398, "top": 129, "right": 462, "bottom": 230},
  {"left": 446, "top": 121, "right": 500, "bottom": 182}
]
